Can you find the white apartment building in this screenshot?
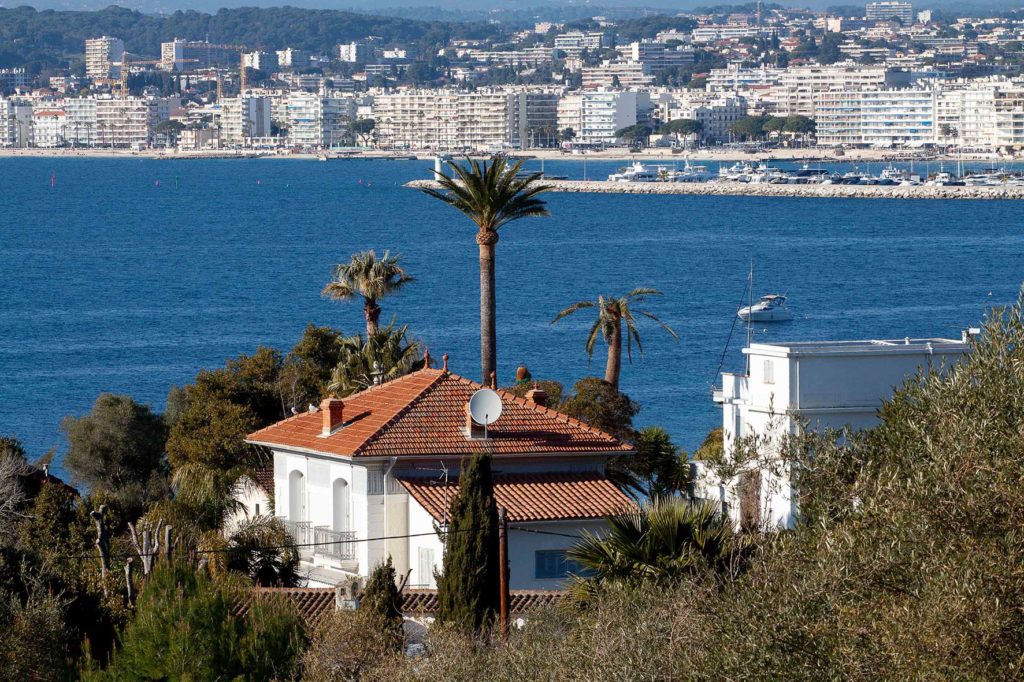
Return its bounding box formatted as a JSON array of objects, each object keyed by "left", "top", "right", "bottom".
[
  {"left": 338, "top": 42, "right": 369, "bottom": 64},
  {"left": 31, "top": 110, "right": 67, "bottom": 147},
  {"left": 663, "top": 94, "right": 748, "bottom": 142},
  {"left": 558, "top": 89, "right": 647, "bottom": 145},
  {"left": 277, "top": 48, "right": 311, "bottom": 70},
  {"left": 692, "top": 25, "right": 774, "bottom": 43},
  {"left": 768, "top": 64, "right": 910, "bottom": 116},
  {"left": 815, "top": 87, "right": 938, "bottom": 147},
  {"left": 866, "top": 1, "right": 914, "bottom": 25},
  {"left": 622, "top": 41, "right": 695, "bottom": 73},
  {"left": 554, "top": 31, "right": 608, "bottom": 54},
  {"left": 700, "top": 334, "right": 970, "bottom": 529},
  {"left": 582, "top": 61, "right": 654, "bottom": 89},
  {"left": 85, "top": 36, "right": 124, "bottom": 79},
  {"left": 372, "top": 89, "right": 558, "bottom": 151},
  {"left": 219, "top": 95, "right": 273, "bottom": 147},
  {"left": 63, "top": 98, "right": 97, "bottom": 146},
  {"left": 243, "top": 51, "right": 279, "bottom": 73},
  {"left": 94, "top": 97, "right": 165, "bottom": 148},
  {"left": 286, "top": 93, "right": 356, "bottom": 148},
  {"left": 707, "top": 64, "right": 784, "bottom": 91},
  {"left": 936, "top": 79, "right": 1024, "bottom": 148},
  {"left": 0, "top": 98, "right": 30, "bottom": 147}
]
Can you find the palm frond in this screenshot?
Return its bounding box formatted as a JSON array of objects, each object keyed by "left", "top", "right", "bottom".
[{"left": 551, "top": 300, "right": 597, "bottom": 324}]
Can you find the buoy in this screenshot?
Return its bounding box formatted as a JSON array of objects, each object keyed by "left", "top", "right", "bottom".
[{"left": 50, "top": 171, "right": 55, "bottom": 189}]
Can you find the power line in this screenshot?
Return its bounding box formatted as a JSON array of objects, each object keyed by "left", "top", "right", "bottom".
[
  {"left": 509, "top": 525, "right": 583, "bottom": 539},
  {"left": 55, "top": 527, "right": 478, "bottom": 562}
]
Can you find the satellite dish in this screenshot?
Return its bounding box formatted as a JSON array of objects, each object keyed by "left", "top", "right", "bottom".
[{"left": 468, "top": 388, "right": 503, "bottom": 426}]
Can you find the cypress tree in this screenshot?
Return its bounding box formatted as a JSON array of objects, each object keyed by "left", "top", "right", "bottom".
[
  {"left": 360, "top": 557, "right": 403, "bottom": 642},
  {"left": 435, "top": 452, "right": 500, "bottom": 633}
]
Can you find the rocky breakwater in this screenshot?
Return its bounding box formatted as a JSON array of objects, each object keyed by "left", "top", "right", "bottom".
[{"left": 405, "top": 178, "right": 1024, "bottom": 201}]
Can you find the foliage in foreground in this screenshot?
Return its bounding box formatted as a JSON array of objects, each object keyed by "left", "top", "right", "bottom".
[{"left": 370, "top": 298, "right": 1024, "bottom": 679}]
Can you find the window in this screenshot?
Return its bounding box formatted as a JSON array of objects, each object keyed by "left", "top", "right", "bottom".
[
  {"left": 535, "top": 550, "right": 585, "bottom": 580},
  {"left": 763, "top": 359, "right": 775, "bottom": 384},
  {"left": 418, "top": 547, "right": 436, "bottom": 588}
]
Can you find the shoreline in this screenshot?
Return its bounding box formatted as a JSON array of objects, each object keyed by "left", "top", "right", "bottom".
[
  {"left": 406, "top": 177, "right": 1024, "bottom": 200},
  {"left": 0, "top": 147, "right": 1015, "bottom": 164}
]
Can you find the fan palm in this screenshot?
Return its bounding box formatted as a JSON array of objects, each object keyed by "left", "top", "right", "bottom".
[
  {"left": 322, "top": 250, "right": 413, "bottom": 337},
  {"left": 420, "top": 156, "right": 552, "bottom": 385},
  {"left": 328, "top": 321, "right": 423, "bottom": 397},
  {"left": 568, "top": 498, "right": 737, "bottom": 585},
  {"left": 551, "top": 288, "right": 679, "bottom": 391}
]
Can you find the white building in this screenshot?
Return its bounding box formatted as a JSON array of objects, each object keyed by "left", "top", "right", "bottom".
[
  {"left": 814, "top": 87, "right": 938, "bottom": 147},
  {"left": 700, "top": 334, "right": 970, "bottom": 529},
  {"left": 338, "top": 42, "right": 369, "bottom": 64},
  {"left": 622, "top": 41, "right": 695, "bottom": 73},
  {"left": 554, "top": 31, "right": 608, "bottom": 54},
  {"left": 866, "top": 1, "right": 914, "bottom": 25},
  {"left": 692, "top": 25, "right": 774, "bottom": 43},
  {"left": 31, "top": 109, "right": 67, "bottom": 147},
  {"left": 85, "top": 36, "right": 124, "bottom": 79},
  {"left": 243, "top": 51, "right": 279, "bottom": 74},
  {"left": 558, "top": 89, "right": 648, "bottom": 145},
  {"left": 286, "top": 93, "right": 356, "bottom": 148},
  {"left": 276, "top": 48, "right": 311, "bottom": 70},
  {"left": 582, "top": 61, "right": 654, "bottom": 89},
  {"left": 219, "top": 95, "right": 273, "bottom": 147},
  {"left": 94, "top": 96, "right": 168, "bottom": 148},
  {"left": 245, "top": 365, "right": 633, "bottom": 589},
  {"left": 64, "top": 98, "right": 98, "bottom": 146}
]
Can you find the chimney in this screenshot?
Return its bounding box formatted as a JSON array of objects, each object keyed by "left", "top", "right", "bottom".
[
  {"left": 321, "top": 397, "right": 344, "bottom": 436},
  {"left": 525, "top": 383, "right": 548, "bottom": 407},
  {"left": 465, "top": 401, "right": 485, "bottom": 439}
]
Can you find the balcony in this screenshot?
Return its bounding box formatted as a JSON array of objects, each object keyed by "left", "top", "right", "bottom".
[{"left": 313, "top": 527, "right": 357, "bottom": 561}]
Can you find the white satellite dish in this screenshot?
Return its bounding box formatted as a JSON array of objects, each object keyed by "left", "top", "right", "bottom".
[{"left": 468, "top": 388, "right": 503, "bottom": 426}]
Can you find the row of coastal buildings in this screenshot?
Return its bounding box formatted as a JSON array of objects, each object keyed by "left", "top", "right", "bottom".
[
  {"left": 231, "top": 334, "right": 974, "bottom": 596},
  {"left": 6, "top": 64, "right": 1024, "bottom": 151}
]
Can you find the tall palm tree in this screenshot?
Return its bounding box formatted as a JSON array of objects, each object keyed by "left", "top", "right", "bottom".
[
  {"left": 551, "top": 288, "right": 679, "bottom": 391},
  {"left": 420, "top": 157, "right": 552, "bottom": 385},
  {"left": 322, "top": 250, "right": 413, "bottom": 337}
]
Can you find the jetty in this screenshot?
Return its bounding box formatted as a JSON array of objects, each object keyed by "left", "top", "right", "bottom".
[{"left": 405, "top": 178, "right": 1024, "bottom": 200}]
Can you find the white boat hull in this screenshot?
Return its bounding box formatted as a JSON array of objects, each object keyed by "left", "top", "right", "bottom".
[{"left": 738, "top": 307, "right": 793, "bottom": 322}]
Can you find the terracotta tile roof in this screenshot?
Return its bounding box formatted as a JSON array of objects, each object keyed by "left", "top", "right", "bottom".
[
  {"left": 397, "top": 471, "right": 635, "bottom": 523},
  {"left": 401, "top": 588, "right": 564, "bottom": 615},
  {"left": 240, "top": 588, "right": 337, "bottom": 625},
  {"left": 242, "top": 587, "right": 563, "bottom": 622},
  {"left": 250, "top": 466, "right": 274, "bottom": 494},
  {"left": 247, "top": 368, "right": 632, "bottom": 459}
]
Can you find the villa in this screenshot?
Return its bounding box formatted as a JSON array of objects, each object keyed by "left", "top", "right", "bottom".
[{"left": 242, "top": 355, "right": 634, "bottom": 589}]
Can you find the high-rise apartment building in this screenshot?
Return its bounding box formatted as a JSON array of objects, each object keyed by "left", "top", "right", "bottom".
[
  {"left": 866, "top": 1, "right": 914, "bottom": 25},
  {"left": 85, "top": 36, "right": 124, "bottom": 79}
]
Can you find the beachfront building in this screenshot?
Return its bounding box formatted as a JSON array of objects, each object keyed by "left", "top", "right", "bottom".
[
  {"left": 372, "top": 89, "right": 558, "bottom": 151},
  {"left": 94, "top": 96, "right": 170, "bottom": 148},
  {"left": 31, "top": 109, "right": 67, "bottom": 147},
  {"left": 219, "top": 95, "right": 273, "bottom": 147},
  {"left": 766, "top": 64, "right": 914, "bottom": 116},
  {"left": 64, "top": 97, "right": 97, "bottom": 147},
  {"left": 85, "top": 36, "right": 124, "bottom": 79},
  {"left": 698, "top": 334, "right": 971, "bottom": 530},
  {"left": 244, "top": 364, "right": 634, "bottom": 589},
  {"left": 558, "top": 89, "right": 649, "bottom": 145},
  {"left": 814, "top": 86, "right": 938, "bottom": 146},
  {"left": 659, "top": 92, "right": 748, "bottom": 142},
  {"left": 284, "top": 93, "right": 356, "bottom": 148}
]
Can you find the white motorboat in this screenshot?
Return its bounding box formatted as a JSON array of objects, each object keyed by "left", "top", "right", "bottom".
[
  {"left": 738, "top": 294, "right": 793, "bottom": 322},
  {"left": 607, "top": 162, "right": 677, "bottom": 182}
]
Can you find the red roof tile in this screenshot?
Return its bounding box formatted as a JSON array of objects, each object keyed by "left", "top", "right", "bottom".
[
  {"left": 397, "top": 471, "right": 635, "bottom": 523},
  {"left": 247, "top": 368, "right": 632, "bottom": 459}
]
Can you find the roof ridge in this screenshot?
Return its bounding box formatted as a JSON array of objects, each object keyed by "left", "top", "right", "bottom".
[
  {"left": 491, "top": 385, "right": 631, "bottom": 449},
  {"left": 351, "top": 369, "right": 449, "bottom": 455}
]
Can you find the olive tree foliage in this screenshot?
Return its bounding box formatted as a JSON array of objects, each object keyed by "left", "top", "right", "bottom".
[
  {"left": 368, "top": 298, "right": 1024, "bottom": 680},
  {"left": 0, "top": 437, "right": 30, "bottom": 540},
  {"left": 61, "top": 394, "right": 169, "bottom": 514}
]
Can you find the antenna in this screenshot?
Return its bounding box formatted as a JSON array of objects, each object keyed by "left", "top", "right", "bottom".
[{"left": 468, "top": 388, "right": 503, "bottom": 438}]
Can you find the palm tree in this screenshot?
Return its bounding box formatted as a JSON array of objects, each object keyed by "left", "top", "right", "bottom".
[
  {"left": 551, "top": 288, "right": 679, "bottom": 391},
  {"left": 568, "top": 498, "right": 739, "bottom": 585},
  {"left": 328, "top": 322, "right": 423, "bottom": 397},
  {"left": 322, "top": 250, "right": 413, "bottom": 337},
  {"left": 420, "top": 157, "right": 552, "bottom": 385}
]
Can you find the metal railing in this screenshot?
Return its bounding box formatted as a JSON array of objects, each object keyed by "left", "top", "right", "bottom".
[
  {"left": 281, "top": 519, "right": 313, "bottom": 554},
  {"left": 313, "top": 526, "right": 357, "bottom": 561}
]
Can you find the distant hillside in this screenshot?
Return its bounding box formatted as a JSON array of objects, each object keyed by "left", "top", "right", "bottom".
[{"left": 0, "top": 5, "right": 502, "bottom": 71}]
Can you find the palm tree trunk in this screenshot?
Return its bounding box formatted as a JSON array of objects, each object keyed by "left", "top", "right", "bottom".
[
  {"left": 364, "top": 298, "right": 381, "bottom": 337},
  {"left": 478, "top": 232, "right": 498, "bottom": 386},
  {"left": 605, "top": 318, "right": 622, "bottom": 390}
]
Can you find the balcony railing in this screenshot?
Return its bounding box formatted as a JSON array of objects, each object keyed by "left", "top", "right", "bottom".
[
  {"left": 281, "top": 519, "right": 313, "bottom": 549},
  {"left": 313, "top": 526, "right": 357, "bottom": 561}
]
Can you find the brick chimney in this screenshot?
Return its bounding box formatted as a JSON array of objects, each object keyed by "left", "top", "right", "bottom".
[
  {"left": 525, "top": 383, "right": 548, "bottom": 407},
  {"left": 321, "top": 397, "right": 344, "bottom": 436},
  {"left": 465, "top": 401, "right": 486, "bottom": 439}
]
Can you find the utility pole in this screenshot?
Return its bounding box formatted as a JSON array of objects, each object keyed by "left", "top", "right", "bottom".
[{"left": 498, "top": 506, "right": 510, "bottom": 639}]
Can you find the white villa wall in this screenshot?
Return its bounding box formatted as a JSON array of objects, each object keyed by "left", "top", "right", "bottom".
[
  {"left": 407, "top": 497, "right": 445, "bottom": 589},
  {"left": 224, "top": 475, "right": 271, "bottom": 533},
  {"left": 508, "top": 519, "right": 607, "bottom": 590}
]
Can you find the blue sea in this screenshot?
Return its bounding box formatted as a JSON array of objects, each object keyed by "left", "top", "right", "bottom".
[{"left": 1, "top": 156, "right": 1021, "bottom": 477}]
